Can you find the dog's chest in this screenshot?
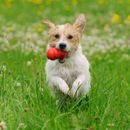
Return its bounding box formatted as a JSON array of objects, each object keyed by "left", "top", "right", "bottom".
[
  {"left": 51, "top": 59, "right": 80, "bottom": 85},
  {"left": 57, "top": 63, "right": 79, "bottom": 85}
]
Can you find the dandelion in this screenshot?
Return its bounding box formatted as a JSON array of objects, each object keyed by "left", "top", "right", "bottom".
[
  {"left": 29, "top": 0, "right": 43, "bottom": 4},
  {"left": 0, "top": 121, "right": 7, "bottom": 130},
  {"left": 117, "top": 0, "right": 123, "bottom": 4},
  {"left": 111, "top": 13, "right": 121, "bottom": 24},
  {"left": 72, "top": 0, "right": 77, "bottom": 5},
  {"left": 37, "top": 27, "right": 43, "bottom": 33},
  {"left": 98, "top": 0, "right": 106, "bottom": 5},
  {"left": 127, "top": 15, "right": 130, "bottom": 21},
  {"left": 7, "top": 25, "right": 14, "bottom": 31},
  {"left": 124, "top": 14, "right": 130, "bottom": 24},
  {"left": 37, "top": 23, "right": 43, "bottom": 33},
  {"left": 4, "top": 0, "right": 13, "bottom": 8},
  {"left": 47, "top": 0, "right": 53, "bottom": 5}
]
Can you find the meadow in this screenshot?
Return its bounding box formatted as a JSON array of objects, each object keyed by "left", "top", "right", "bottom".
[{"left": 0, "top": 0, "right": 130, "bottom": 130}]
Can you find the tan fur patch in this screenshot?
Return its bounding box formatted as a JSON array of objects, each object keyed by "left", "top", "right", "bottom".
[
  {"left": 48, "top": 24, "right": 81, "bottom": 49},
  {"left": 44, "top": 14, "right": 86, "bottom": 52}
]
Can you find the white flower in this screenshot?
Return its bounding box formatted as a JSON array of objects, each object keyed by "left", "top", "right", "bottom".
[
  {"left": 17, "top": 123, "right": 26, "bottom": 130},
  {"left": 27, "top": 60, "right": 32, "bottom": 66},
  {"left": 0, "top": 19, "right": 128, "bottom": 55},
  {"left": 15, "top": 81, "right": 21, "bottom": 87},
  {"left": 2, "top": 65, "right": 7, "bottom": 72}
]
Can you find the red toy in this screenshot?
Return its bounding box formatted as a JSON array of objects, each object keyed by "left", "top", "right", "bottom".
[{"left": 46, "top": 47, "right": 68, "bottom": 60}]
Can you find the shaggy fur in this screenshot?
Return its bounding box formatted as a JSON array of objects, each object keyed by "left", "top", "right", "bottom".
[{"left": 43, "top": 14, "right": 91, "bottom": 98}]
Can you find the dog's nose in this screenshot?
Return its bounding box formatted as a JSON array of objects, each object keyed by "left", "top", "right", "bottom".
[{"left": 59, "top": 43, "right": 66, "bottom": 50}]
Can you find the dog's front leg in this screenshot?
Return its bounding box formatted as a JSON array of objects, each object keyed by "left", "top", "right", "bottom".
[
  {"left": 49, "top": 76, "right": 70, "bottom": 95},
  {"left": 71, "top": 75, "right": 90, "bottom": 97}
]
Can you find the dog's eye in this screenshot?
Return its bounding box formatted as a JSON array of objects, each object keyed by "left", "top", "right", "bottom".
[
  {"left": 67, "top": 35, "right": 73, "bottom": 39},
  {"left": 55, "top": 34, "right": 60, "bottom": 39}
]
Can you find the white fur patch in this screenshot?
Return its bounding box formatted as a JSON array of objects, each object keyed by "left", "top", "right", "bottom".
[
  {"left": 56, "top": 25, "right": 71, "bottom": 51},
  {"left": 58, "top": 25, "right": 65, "bottom": 33}
]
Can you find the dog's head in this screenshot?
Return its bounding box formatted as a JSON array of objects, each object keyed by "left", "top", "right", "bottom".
[{"left": 43, "top": 14, "right": 86, "bottom": 54}]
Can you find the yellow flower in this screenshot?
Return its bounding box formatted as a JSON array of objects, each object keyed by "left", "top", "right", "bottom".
[
  {"left": 117, "top": 0, "right": 123, "bottom": 4},
  {"left": 111, "top": 13, "right": 121, "bottom": 24},
  {"left": 29, "top": 0, "right": 43, "bottom": 5},
  {"left": 124, "top": 14, "right": 130, "bottom": 24},
  {"left": 7, "top": 25, "right": 14, "bottom": 31},
  {"left": 32, "top": 27, "right": 35, "bottom": 32},
  {"left": 104, "top": 24, "right": 110, "bottom": 32},
  {"left": 72, "top": 0, "right": 77, "bottom": 5},
  {"left": 127, "top": 15, "right": 130, "bottom": 21},
  {"left": 36, "top": 23, "right": 43, "bottom": 33},
  {"left": 98, "top": 0, "right": 106, "bottom": 5},
  {"left": 47, "top": 0, "right": 53, "bottom": 5},
  {"left": 4, "top": 0, "right": 13, "bottom": 8},
  {"left": 37, "top": 27, "right": 43, "bottom": 33}
]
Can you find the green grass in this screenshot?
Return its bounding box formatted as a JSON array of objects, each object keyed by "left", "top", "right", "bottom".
[
  {"left": 0, "top": 0, "right": 130, "bottom": 130},
  {"left": 0, "top": 50, "right": 130, "bottom": 130}
]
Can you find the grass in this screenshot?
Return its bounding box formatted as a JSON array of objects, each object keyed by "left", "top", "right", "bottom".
[
  {"left": 0, "top": 0, "right": 130, "bottom": 130},
  {"left": 0, "top": 50, "right": 130, "bottom": 130}
]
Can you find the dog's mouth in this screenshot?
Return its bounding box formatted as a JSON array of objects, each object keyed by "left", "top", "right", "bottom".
[
  {"left": 59, "top": 58, "right": 65, "bottom": 63},
  {"left": 59, "top": 51, "right": 70, "bottom": 63}
]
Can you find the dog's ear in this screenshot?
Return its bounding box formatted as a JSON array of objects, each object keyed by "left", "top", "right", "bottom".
[
  {"left": 73, "top": 14, "right": 86, "bottom": 33},
  {"left": 42, "top": 19, "right": 55, "bottom": 29}
]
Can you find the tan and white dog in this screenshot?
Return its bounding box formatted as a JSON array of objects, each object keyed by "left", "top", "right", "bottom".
[{"left": 43, "top": 14, "right": 91, "bottom": 98}]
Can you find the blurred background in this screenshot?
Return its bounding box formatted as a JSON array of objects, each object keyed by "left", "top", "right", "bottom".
[{"left": 0, "top": 0, "right": 130, "bottom": 54}]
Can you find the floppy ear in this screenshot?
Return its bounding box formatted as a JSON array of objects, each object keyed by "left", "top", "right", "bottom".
[
  {"left": 73, "top": 14, "right": 86, "bottom": 33},
  {"left": 42, "top": 19, "right": 55, "bottom": 29}
]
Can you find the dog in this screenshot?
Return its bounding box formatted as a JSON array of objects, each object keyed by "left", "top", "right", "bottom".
[{"left": 43, "top": 14, "right": 91, "bottom": 98}]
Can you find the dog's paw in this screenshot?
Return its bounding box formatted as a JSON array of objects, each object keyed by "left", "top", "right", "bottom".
[{"left": 60, "top": 84, "right": 70, "bottom": 95}]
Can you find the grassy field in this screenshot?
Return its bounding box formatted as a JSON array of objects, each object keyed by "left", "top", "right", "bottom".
[{"left": 0, "top": 0, "right": 130, "bottom": 130}]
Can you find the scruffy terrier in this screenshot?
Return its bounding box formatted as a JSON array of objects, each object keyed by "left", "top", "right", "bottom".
[{"left": 43, "top": 14, "right": 91, "bottom": 98}]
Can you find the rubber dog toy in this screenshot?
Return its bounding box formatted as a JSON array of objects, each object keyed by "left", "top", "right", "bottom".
[{"left": 46, "top": 47, "right": 68, "bottom": 60}]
